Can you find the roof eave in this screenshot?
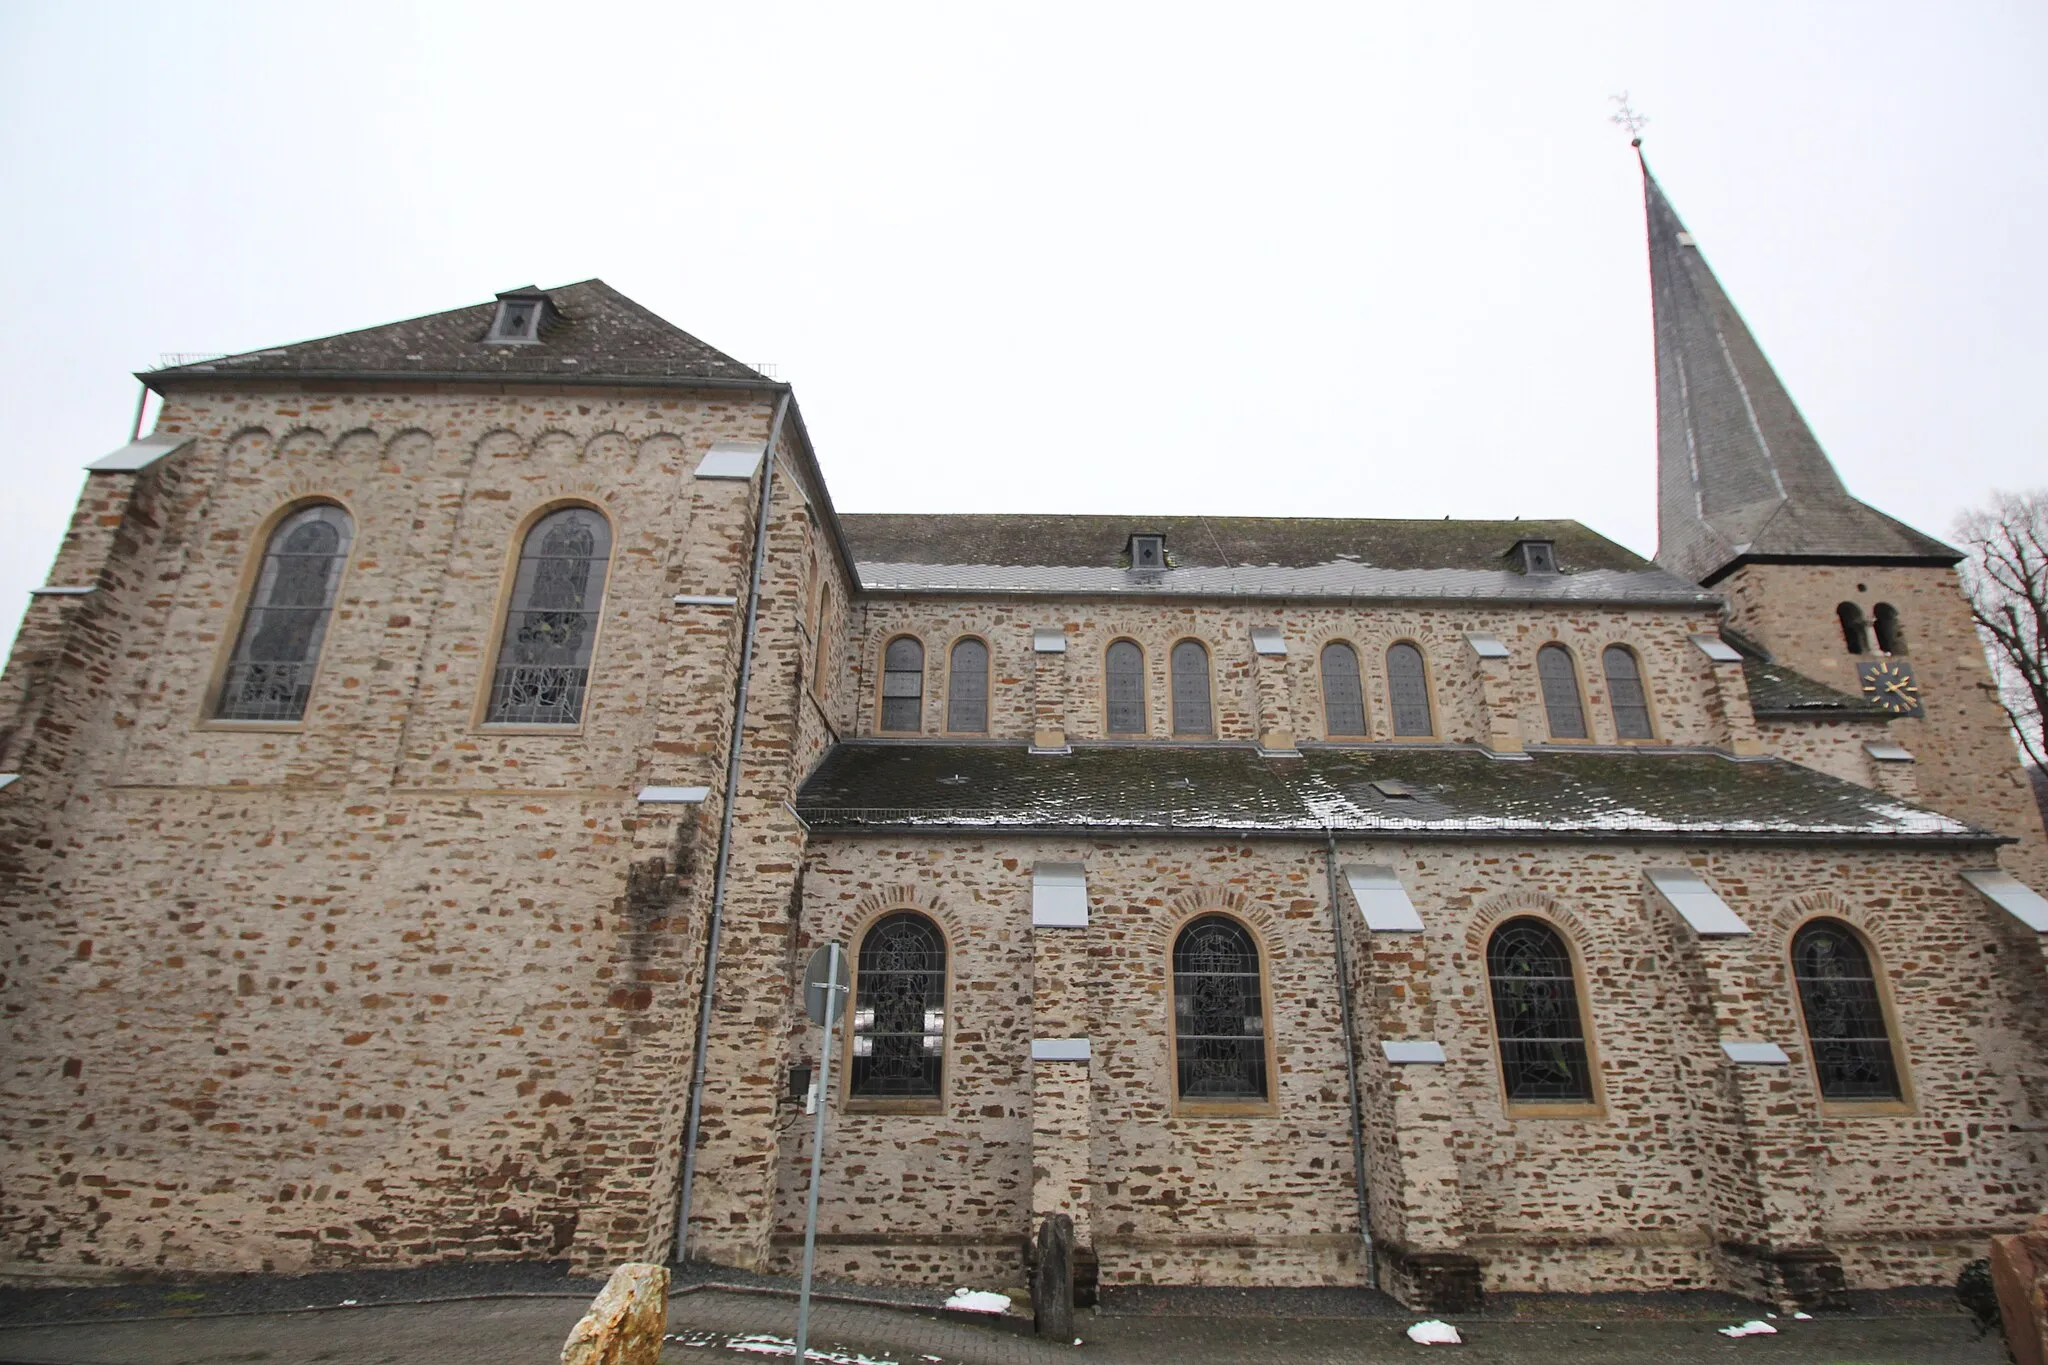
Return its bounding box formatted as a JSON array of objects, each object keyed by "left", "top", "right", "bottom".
[
  {"left": 797, "top": 819, "right": 2008, "bottom": 848},
  {"left": 851, "top": 583, "right": 1725, "bottom": 609},
  {"left": 139, "top": 367, "right": 790, "bottom": 394},
  {"left": 1698, "top": 550, "right": 1965, "bottom": 587}
]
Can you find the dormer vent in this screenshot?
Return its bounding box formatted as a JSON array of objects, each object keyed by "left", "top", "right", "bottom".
[
  {"left": 486, "top": 287, "right": 551, "bottom": 345},
  {"left": 1508, "top": 537, "right": 1558, "bottom": 575},
  {"left": 1128, "top": 533, "right": 1167, "bottom": 573}
]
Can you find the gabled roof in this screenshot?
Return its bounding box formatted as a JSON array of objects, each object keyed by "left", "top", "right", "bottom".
[
  {"left": 794, "top": 742, "right": 1993, "bottom": 844},
  {"left": 1643, "top": 161, "right": 1958, "bottom": 585},
  {"left": 840, "top": 514, "right": 1717, "bottom": 605},
  {"left": 143, "top": 280, "right": 771, "bottom": 388}
]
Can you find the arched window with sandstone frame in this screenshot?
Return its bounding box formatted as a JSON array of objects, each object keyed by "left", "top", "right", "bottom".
[
  {"left": 879, "top": 636, "right": 925, "bottom": 733},
  {"left": 1171, "top": 914, "right": 1269, "bottom": 1104},
  {"left": 1485, "top": 917, "right": 1596, "bottom": 1105},
  {"left": 1105, "top": 639, "right": 1147, "bottom": 735},
  {"left": 1600, "top": 645, "right": 1654, "bottom": 740},
  {"left": 1790, "top": 918, "right": 1904, "bottom": 1102},
  {"left": 215, "top": 502, "right": 354, "bottom": 722},
  {"left": 945, "top": 637, "right": 989, "bottom": 734},
  {"left": 1169, "top": 639, "right": 1213, "bottom": 737},
  {"left": 485, "top": 505, "right": 613, "bottom": 726},
  {"left": 1319, "top": 641, "right": 1368, "bottom": 738},
  {"left": 1536, "top": 644, "right": 1589, "bottom": 741},
  {"left": 848, "top": 911, "right": 947, "bottom": 1101},
  {"left": 1385, "top": 641, "right": 1435, "bottom": 737}
]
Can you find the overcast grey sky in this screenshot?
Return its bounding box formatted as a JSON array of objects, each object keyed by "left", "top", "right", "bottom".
[{"left": 2, "top": 2, "right": 2043, "bottom": 655}]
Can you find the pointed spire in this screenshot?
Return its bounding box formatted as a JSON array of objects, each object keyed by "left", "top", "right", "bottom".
[{"left": 1642, "top": 160, "right": 1957, "bottom": 585}]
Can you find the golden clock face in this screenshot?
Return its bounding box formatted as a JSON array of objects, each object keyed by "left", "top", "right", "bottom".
[{"left": 1857, "top": 659, "right": 1922, "bottom": 716}]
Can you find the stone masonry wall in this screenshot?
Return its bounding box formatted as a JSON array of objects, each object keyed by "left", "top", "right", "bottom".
[{"left": 781, "top": 832, "right": 2048, "bottom": 1295}]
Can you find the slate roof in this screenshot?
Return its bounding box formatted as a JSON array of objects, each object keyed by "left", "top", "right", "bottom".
[
  {"left": 1742, "top": 656, "right": 1891, "bottom": 722},
  {"left": 1643, "top": 162, "right": 1958, "bottom": 585},
  {"left": 795, "top": 742, "right": 1990, "bottom": 844},
  {"left": 841, "top": 514, "right": 1718, "bottom": 605},
  {"left": 143, "top": 280, "right": 770, "bottom": 388}
]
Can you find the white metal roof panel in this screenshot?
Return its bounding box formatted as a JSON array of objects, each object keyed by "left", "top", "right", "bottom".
[
  {"left": 1032, "top": 627, "right": 1067, "bottom": 653},
  {"left": 1381, "top": 1040, "right": 1447, "bottom": 1064},
  {"left": 1721, "top": 1041, "right": 1791, "bottom": 1066},
  {"left": 1690, "top": 634, "right": 1745, "bottom": 663},
  {"left": 1962, "top": 868, "right": 2048, "bottom": 932},
  {"left": 1032, "top": 862, "right": 1088, "bottom": 927},
  {"left": 87, "top": 435, "right": 194, "bottom": 473},
  {"left": 694, "top": 440, "right": 766, "bottom": 480},
  {"left": 1344, "top": 864, "right": 1425, "bottom": 932},
  {"left": 1031, "top": 1038, "right": 1091, "bottom": 1061},
  {"left": 637, "top": 785, "right": 711, "bottom": 804},
  {"left": 1646, "top": 867, "right": 1751, "bottom": 936},
  {"left": 1251, "top": 627, "right": 1287, "bottom": 656},
  {"left": 1464, "top": 631, "right": 1510, "bottom": 659},
  {"left": 1864, "top": 742, "right": 1914, "bottom": 762}
]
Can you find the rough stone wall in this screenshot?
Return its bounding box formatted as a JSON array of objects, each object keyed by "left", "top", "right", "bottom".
[
  {"left": 781, "top": 832, "right": 2048, "bottom": 1294},
  {"left": 0, "top": 382, "right": 808, "bottom": 1274},
  {"left": 1720, "top": 563, "right": 2048, "bottom": 880},
  {"left": 849, "top": 601, "right": 1734, "bottom": 750},
  {"left": 1755, "top": 718, "right": 1895, "bottom": 788}
]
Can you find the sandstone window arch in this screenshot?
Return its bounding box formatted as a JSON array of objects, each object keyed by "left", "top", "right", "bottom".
[
  {"left": 1536, "top": 644, "right": 1589, "bottom": 741},
  {"left": 1600, "top": 645, "right": 1655, "bottom": 740},
  {"left": 945, "top": 637, "right": 989, "bottom": 734},
  {"left": 1790, "top": 918, "right": 1904, "bottom": 1101},
  {"left": 1485, "top": 917, "right": 1597, "bottom": 1107},
  {"left": 1385, "top": 641, "right": 1435, "bottom": 737},
  {"left": 484, "top": 505, "right": 613, "bottom": 726},
  {"left": 1320, "top": 641, "right": 1368, "bottom": 738},
  {"left": 1105, "top": 639, "right": 1147, "bottom": 735},
  {"left": 215, "top": 502, "right": 354, "bottom": 722},
  {"left": 848, "top": 911, "right": 947, "bottom": 1102},
  {"left": 1170, "top": 914, "right": 1270, "bottom": 1105},
  {"left": 878, "top": 636, "right": 925, "bottom": 733}
]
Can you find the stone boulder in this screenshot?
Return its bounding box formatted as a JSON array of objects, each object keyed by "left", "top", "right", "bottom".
[
  {"left": 1991, "top": 1211, "right": 2048, "bottom": 1365},
  {"left": 1033, "top": 1213, "right": 1075, "bottom": 1341},
  {"left": 561, "top": 1262, "right": 670, "bottom": 1365}
]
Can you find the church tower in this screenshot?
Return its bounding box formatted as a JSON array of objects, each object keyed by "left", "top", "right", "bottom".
[{"left": 1643, "top": 158, "right": 2048, "bottom": 876}]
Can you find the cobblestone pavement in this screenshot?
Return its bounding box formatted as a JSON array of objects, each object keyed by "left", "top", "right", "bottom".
[{"left": 0, "top": 1286, "right": 2011, "bottom": 1365}]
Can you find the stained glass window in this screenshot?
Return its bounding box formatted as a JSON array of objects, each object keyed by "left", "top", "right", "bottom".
[
  {"left": 1792, "top": 920, "right": 1901, "bottom": 1100},
  {"left": 1106, "top": 640, "right": 1146, "bottom": 735},
  {"left": 1387, "top": 642, "right": 1433, "bottom": 737},
  {"left": 486, "top": 507, "right": 612, "bottom": 725},
  {"left": 1537, "top": 645, "right": 1588, "bottom": 740},
  {"left": 1601, "top": 646, "right": 1653, "bottom": 740},
  {"left": 1171, "top": 640, "right": 1212, "bottom": 736},
  {"left": 850, "top": 912, "right": 946, "bottom": 1099},
  {"left": 1487, "top": 918, "right": 1594, "bottom": 1103},
  {"left": 215, "top": 504, "right": 354, "bottom": 722},
  {"left": 1321, "top": 642, "right": 1367, "bottom": 737},
  {"left": 880, "top": 637, "right": 924, "bottom": 732},
  {"left": 1173, "top": 916, "right": 1267, "bottom": 1101},
  {"left": 947, "top": 638, "right": 988, "bottom": 733}
]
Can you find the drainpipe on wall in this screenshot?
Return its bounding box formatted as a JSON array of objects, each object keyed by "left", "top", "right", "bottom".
[
  {"left": 1326, "top": 829, "right": 1379, "bottom": 1289},
  {"left": 673, "top": 388, "right": 794, "bottom": 1264}
]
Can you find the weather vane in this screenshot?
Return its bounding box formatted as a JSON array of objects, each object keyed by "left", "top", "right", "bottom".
[{"left": 1609, "top": 93, "right": 1649, "bottom": 146}]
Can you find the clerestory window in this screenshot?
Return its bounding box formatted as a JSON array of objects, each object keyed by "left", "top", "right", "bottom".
[
  {"left": 1320, "top": 642, "right": 1368, "bottom": 738},
  {"left": 485, "top": 506, "right": 613, "bottom": 725},
  {"left": 1106, "top": 639, "right": 1146, "bottom": 735},
  {"left": 880, "top": 636, "right": 925, "bottom": 733},
  {"left": 1537, "top": 644, "right": 1589, "bottom": 741},
  {"left": 215, "top": 503, "right": 354, "bottom": 722}
]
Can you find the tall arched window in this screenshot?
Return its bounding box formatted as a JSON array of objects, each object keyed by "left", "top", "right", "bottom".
[
  {"left": 1601, "top": 646, "right": 1654, "bottom": 740},
  {"left": 850, "top": 912, "right": 946, "bottom": 1100},
  {"left": 1791, "top": 919, "right": 1901, "bottom": 1100},
  {"left": 1486, "top": 918, "right": 1594, "bottom": 1104},
  {"left": 1170, "top": 640, "right": 1212, "bottom": 736},
  {"left": 1872, "top": 603, "right": 1904, "bottom": 655},
  {"left": 486, "top": 506, "right": 613, "bottom": 725},
  {"left": 880, "top": 637, "right": 924, "bottom": 732},
  {"left": 811, "top": 582, "right": 833, "bottom": 695},
  {"left": 1320, "top": 642, "right": 1367, "bottom": 737},
  {"left": 1172, "top": 916, "right": 1268, "bottom": 1102},
  {"left": 1106, "top": 640, "right": 1146, "bottom": 735},
  {"left": 216, "top": 504, "right": 354, "bottom": 722},
  {"left": 1537, "top": 645, "right": 1589, "bottom": 740},
  {"left": 946, "top": 638, "right": 989, "bottom": 733},
  {"left": 1386, "top": 642, "right": 1434, "bottom": 737},
  {"left": 1837, "top": 602, "right": 1869, "bottom": 655}
]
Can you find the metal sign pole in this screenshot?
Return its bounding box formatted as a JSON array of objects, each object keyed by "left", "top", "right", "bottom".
[{"left": 794, "top": 943, "right": 845, "bottom": 1365}]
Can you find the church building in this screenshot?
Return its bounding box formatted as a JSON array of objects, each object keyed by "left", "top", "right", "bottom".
[{"left": 3, "top": 161, "right": 2045, "bottom": 1311}]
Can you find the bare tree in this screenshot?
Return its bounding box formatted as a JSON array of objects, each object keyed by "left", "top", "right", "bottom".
[{"left": 1955, "top": 489, "right": 2048, "bottom": 770}]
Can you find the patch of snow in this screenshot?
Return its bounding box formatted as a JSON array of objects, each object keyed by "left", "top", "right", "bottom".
[
  {"left": 943, "top": 1288, "right": 1012, "bottom": 1313},
  {"left": 1793, "top": 1311, "right": 1813, "bottom": 1320},
  {"left": 1406, "top": 1319, "right": 1462, "bottom": 1345},
  {"left": 717, "top": 1334, "right": 898, "bottom": 1365},
  {"left": 1718, "top": 1320, "right": 1778, "bottom": 1337}
]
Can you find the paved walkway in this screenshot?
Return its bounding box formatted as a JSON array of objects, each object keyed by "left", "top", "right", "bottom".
[{"left": 0, "top": 1286, "right": 2011, "bottom": 1365}]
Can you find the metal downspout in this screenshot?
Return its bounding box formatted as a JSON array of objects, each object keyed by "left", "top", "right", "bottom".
[
  {"left": 1326, "top": 829, "right": 1379, "bottom": 1289},
  {"left": 673, "top": 389, "right": 793, "bottom": 1263}
]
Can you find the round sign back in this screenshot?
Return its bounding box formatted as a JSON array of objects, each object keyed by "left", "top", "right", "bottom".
[{"left": 801, "top": 943, "right": 849, "bottom": 1027}]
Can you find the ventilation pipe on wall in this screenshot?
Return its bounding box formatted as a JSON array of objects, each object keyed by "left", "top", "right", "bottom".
[
  {"left": 1326, "top": 830, "right": 1379, "bottom": 1289},
  {"left": 673, "top": 387, "right": 794, "bottom": 1263}
]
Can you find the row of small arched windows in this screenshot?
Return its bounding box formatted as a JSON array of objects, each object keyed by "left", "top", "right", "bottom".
[
  {"left": 214, "top": 501, "right": 613, "bottom": 726},
  {"left": 839, "top": 910, "right": 1902, "bottom": 1106},
  {"left": 877, "top": 635, "right": 1657, "bottom": 742},
  {"left": 1837, "top": 601, "right": 1906, "bottom": 656}
]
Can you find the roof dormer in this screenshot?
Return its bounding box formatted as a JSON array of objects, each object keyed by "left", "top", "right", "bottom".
[
  {"left": 1127, "top": 532, "right": 1167, "bottom": 575},
  {"left": 1507, "top": 536, "right": 1558, "bottom": 575},
  {"left": 485, "top": 286, "right": 555, "bottom": 345}
]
